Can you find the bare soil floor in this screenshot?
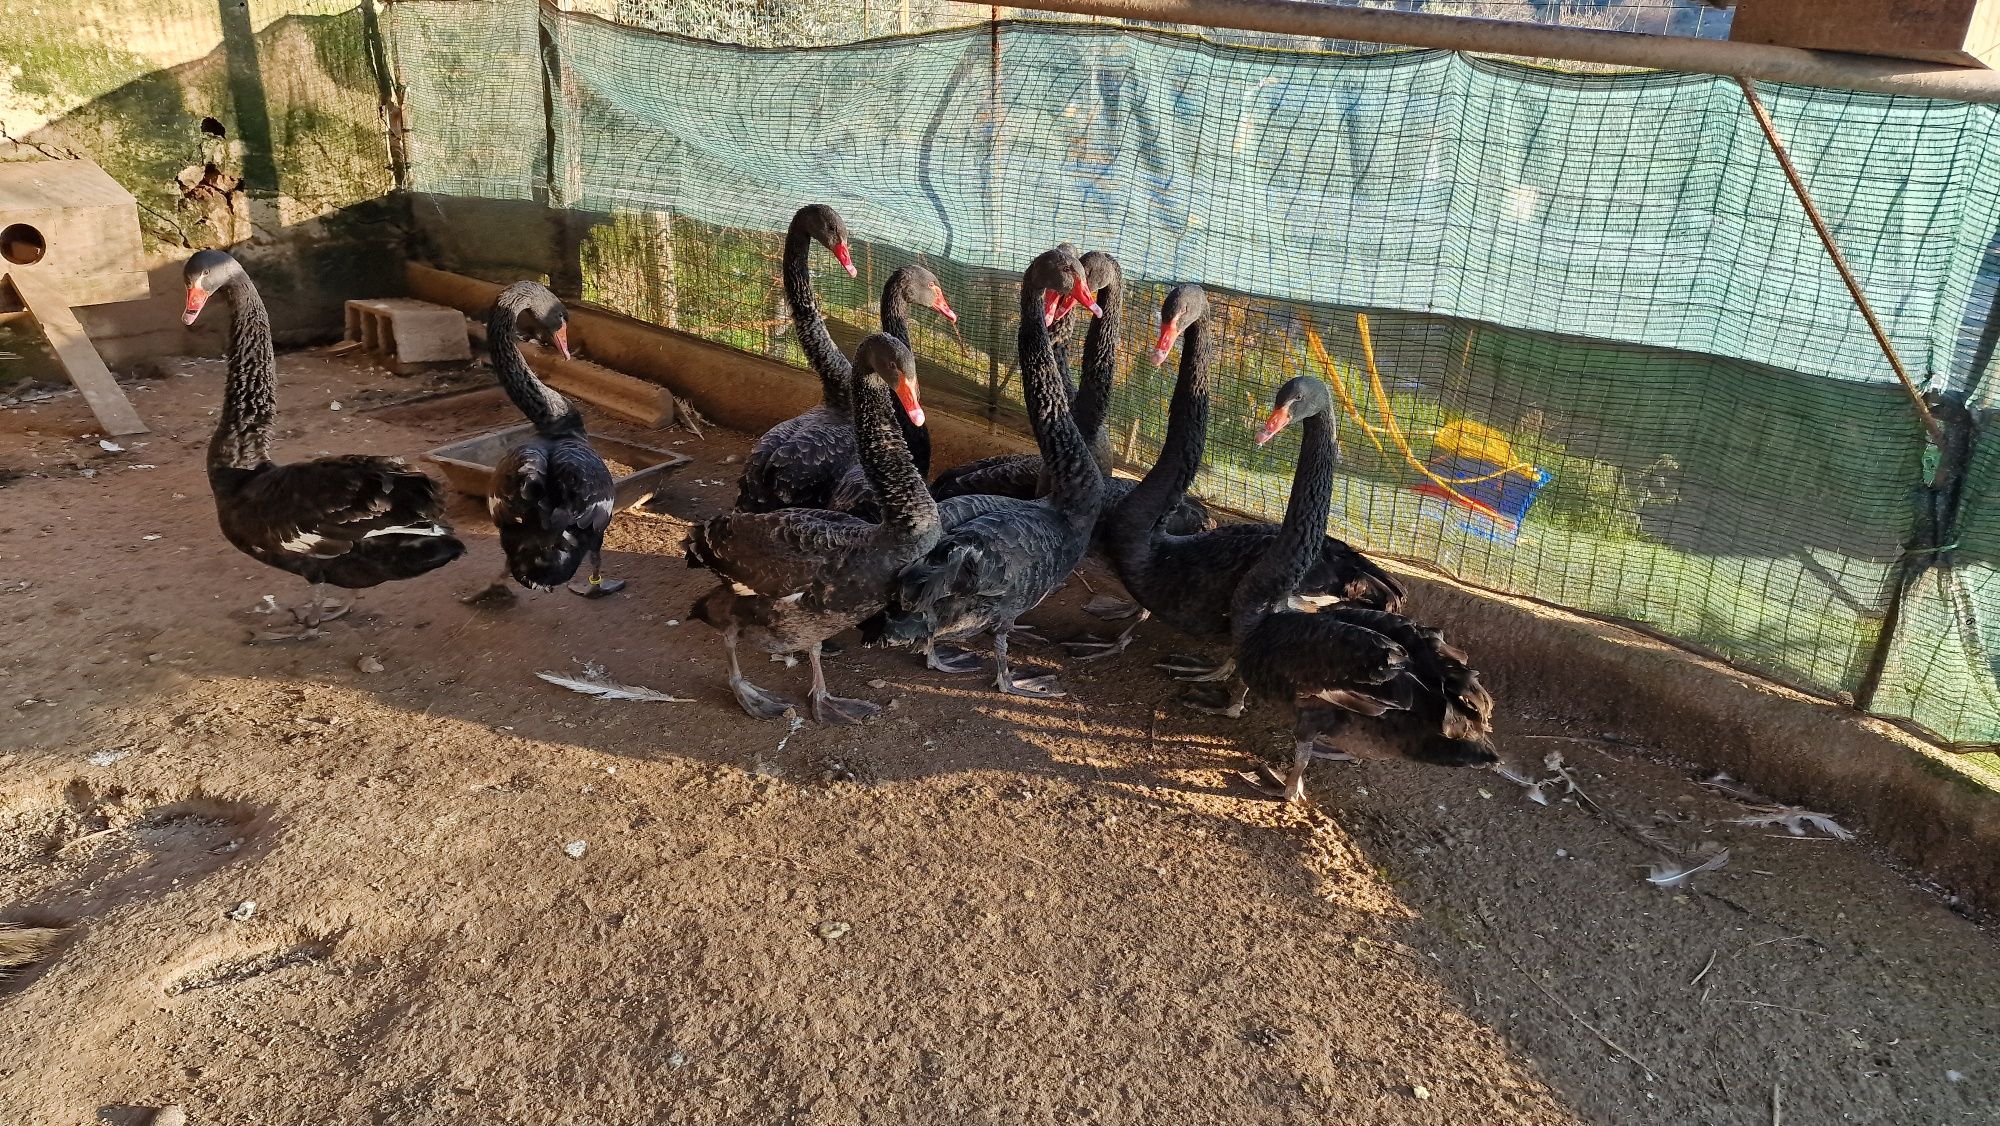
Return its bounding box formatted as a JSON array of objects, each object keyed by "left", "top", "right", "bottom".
[{"left": 1, "top": 351, "right": 1996, "bottom": 1125}]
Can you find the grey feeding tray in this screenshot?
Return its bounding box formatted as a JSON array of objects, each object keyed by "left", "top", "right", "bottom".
[{"left": 426, "top": 423, "right": 691, "bottom": 510}]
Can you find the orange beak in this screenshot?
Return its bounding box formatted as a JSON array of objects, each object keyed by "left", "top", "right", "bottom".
[
  {"left": 1256, "top": 403, "right": 1294, "bottom": 446},
  {"left": 1151, "top": 319, "right": 1179, "bottom": 366},
  {"left": 552, "top": 324, "right": 572, "bottom": 361},
  {"left": 931, "top": 288, "right": 958, "bottom": 324},
  {"left": 832, "top": 241, "right": 856, "bottom": 278},
  {"left": 894, "top": 373, "right": 926, "bottom": 428},
  {"left": 182, "top": 285, "right": 209, "bottom": 326}
]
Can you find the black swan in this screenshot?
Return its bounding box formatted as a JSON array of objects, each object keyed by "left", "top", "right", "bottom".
[
  {"left": 687, "top": 334, "right": 940, "bottom": 724},
  {"left": 877, "top": 247, "right": 1105, "bottom": 697},
  {"left": 467, "top": 281, "right": 623, "bottom": 603},
  {"left": 928, "top": 251, "right": 1210, "bottom": 534},
  {"left": 183, "top": 249, "right": 464, "bottom": 640},
  {"left": 733, "top": 203, "right": 862, "bottom": 512},
  {"left": 1231, "top": 376, "right": 1496, "bottom": 802},
  {"left": 1074, "top": 283, "right": 1405, "bottom": 667},
  {"left": 825, "top": 264, "right": 956, "bottom": 520}
]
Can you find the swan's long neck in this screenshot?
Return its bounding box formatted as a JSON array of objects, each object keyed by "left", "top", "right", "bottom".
[
  {"left": 1070, "top": 270, "right": 1121, "bottom": 451},
  {"left": 1115, "top": 312, "right": 1210, "bottom": 538},
  {"left": 783, "top": 223, "right": 851, "bottom": 414},
  {"left": 853, "top": 372, "right": 938, "bottom": 542},
  {"left": 877, "top": 284, "right": 932, "bottom": 477},
  {"left": 1019, "top": 284, "right": 1102, "bottom": 526},
  {"left": 1232, "top": 411, "right": 1334, "bottom": 639},
  {"left": 208, "top": 277, "right": 276, "bottom": 472},
  {"left": 488, "top": 302, "right": 580, "bottom": 436}
]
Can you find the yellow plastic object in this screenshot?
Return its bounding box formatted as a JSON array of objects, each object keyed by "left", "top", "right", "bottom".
[{"left": 1433, "top": 418, "right": 1516, "bottom": 465}]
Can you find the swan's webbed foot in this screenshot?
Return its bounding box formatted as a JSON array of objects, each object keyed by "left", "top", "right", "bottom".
[
  {"left": 568, "top": 575, "right": 626, "bottom": 598},
  {"left": 1241, "top": 738, "right": 1354, "bottom": 801},
  {"left": 994, "top": 627, "right": 1064, "bottom": 698},
  {"left": 806, "top": 644, "right": 878, "bottom": 724},
  {"left": 250, "top": 624, "right": 324, "bottom": 644},
  {"left": 923, "top": 641, "right": 983, "bottom": 674},
  {"left": 728, "top": 676, "right": 797, "bottom": 720},
  {"left": 811, "top": 693, "right": 881, "bottom": 725},
  {"left": 1065, "top": 609, "right": 1148, "bottom": 661},
  {"left": 253, "top": 584, "right": 344, "bottom": 640},
  {"left": 1000, "top": 672, "right": 1066, "bottom": 698},
  {"left": 567, "top": 550, "right": 625, "bottom": 598},
  {"left": 1156, "top": 653, "right": 1235, "bottom": 682},
  {"left": 1183, "top": 682, "right": 1250, "bottom": 718},
  {"left": 1241, "top": 740, "right": 1316, "bottom": 802},
  {"left": 1082, "top": 594, "right": 1140, "bottom": 621},
  {"left": 303, "top": 596, "right": 350, "bottom": 624},
  {"left": 724, "top": 625, "right": 796, "bottom": 719}
]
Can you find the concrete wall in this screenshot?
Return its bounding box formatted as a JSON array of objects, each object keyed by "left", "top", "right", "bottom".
[{"left": 0, "top": 0, "right": 405, "bottom": 380}]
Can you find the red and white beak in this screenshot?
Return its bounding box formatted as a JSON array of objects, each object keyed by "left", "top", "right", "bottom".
[
  {"left": 552, "top": 324, "right": 572, "bottom": 361},
  {"left": 931, "top": 288, "right": 958, "bottom": 325},
  {"left": 182, "top": 285, "right": 210, "bottom": 326},
  {"left": 832, "top": 241, "right": 857, "bottom": 278},
  {"left": 1069, "top": 275, "right": 1103, "bottom": 319},
  {"left": 1256, "top": 403, "right": 1294, "bottom": 446},
  {"left": 1150, "top": 319, "right": 1180, "bottom": 366},
  {"left": 894, "top": 373, "right": 926, "bottom": 428}
]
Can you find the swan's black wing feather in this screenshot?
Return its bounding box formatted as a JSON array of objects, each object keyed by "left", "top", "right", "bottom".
[
  {"left": 686, "top": 506, "right": 879, "bottom": 599},
  {"left": 930, "top": 453, "right": 1041, "bottom": 502},
  {"left": 491, "top": 435, "right": 615, "bottom": 589},
  {"left": 220, "top": 454, "right": 464, "bottom": 587},
  {"left": 1237, "top": 611, "right": 1408, "bottom": 706},
  {"left": 736, "top": 405, "right": 854, "bottom": 512}
]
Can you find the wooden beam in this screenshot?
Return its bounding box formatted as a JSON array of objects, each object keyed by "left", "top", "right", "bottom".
[{"left": 6, "top": 270, "right": 147, "bottom": 435}]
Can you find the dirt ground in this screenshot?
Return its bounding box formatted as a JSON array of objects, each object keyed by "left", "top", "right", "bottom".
[{"left": 1, "top": 350, "right": 1996, "bottom": 1126}]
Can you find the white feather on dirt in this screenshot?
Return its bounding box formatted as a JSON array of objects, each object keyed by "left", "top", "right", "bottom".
[
  {"left": 1646, "top": 849, "right": 1730, "bottom": 889},
  {"left": 1729, "top": 805, "right": 1854, "bottom": 841},
  {"left": 1488, "top": 760, "right": 1550, "bottom": 805},
  {"left": 537, "top": 666, "right": 691, "bottom": 703}
]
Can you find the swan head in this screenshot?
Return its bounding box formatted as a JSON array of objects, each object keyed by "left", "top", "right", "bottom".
[
  {"left": 889, "top": 265, "right": 956, "bottom": 325},
  {"left": 1152, "top": 283, "right": 1209, "bottom": 366},
  {"left": 1257, "top": 375, "right": 1334, "bottom": 446},
  {"left": 1026, "top": 245, "right": 1101, "bottom": 328},
  {"left": 1048, "top": 250, "right": 1121, "bottom": 327},
  {"left": 855, "top": 332, "right": 924, "bottom": 428},
  {"left": 795, "top": 203, "right": 856, "bottom": 278},
  {"left": 181, "top": 249, "right": 245, "bottom": 326},
  {"left": 495, "top": 281, "right": 571, "bottom": 360}
]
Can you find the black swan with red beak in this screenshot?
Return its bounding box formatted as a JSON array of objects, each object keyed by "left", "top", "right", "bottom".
[
  {"left": 1230, "top": 375, "right": 1496, "bottom": 802},
  {"left": 735, "top": 205, "right": 943, "bottom": 513},
  {"left": 183, "top": 249, "right": 464, "bottom": 640},
  {"left": 470, "top": 281, "right": 624, "bottom": 601},
  {"left": 877, "top": 246, "right": 1106, "bottom": 697},
  {"left": 688, "top": 334, "right": 940, "bottom": 724},
  {"left": 1076, "top": 283, "right": 1404, "bottom": 666},
  {"left": 826, "top": 264, "right": 956, "bottom": 520},
  {"left": 927, "top": 250, "right": 1211, "bottom": 540}
]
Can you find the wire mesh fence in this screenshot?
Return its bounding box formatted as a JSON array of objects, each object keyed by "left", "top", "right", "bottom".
[{"left": 385, "top": 0, "right": 2000, "bottom": 760}]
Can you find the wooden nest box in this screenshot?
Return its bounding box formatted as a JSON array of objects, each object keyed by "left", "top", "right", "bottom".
[
  {"left": 0, "top": 159, "right": 149, "bottom": 434},
  {"left": 1731, "top": 0, "right": 2000, "bottom": 68}
]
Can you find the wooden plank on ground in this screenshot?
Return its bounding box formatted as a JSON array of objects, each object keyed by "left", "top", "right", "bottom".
[{"left": 6, "top": 270, "right": 147, "bottom": 435}]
